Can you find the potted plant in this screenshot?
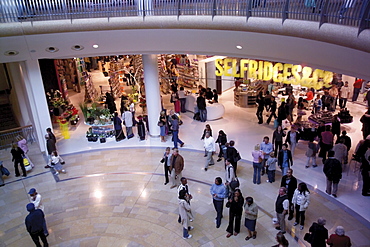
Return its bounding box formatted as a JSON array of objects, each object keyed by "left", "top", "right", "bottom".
[
  {"left": 70, "top": 115, "right": 79, "bottom": 125},
  {"left": 92, "top": 134, "right": 98, "bottom": 142},
  {"left": 99, "top": 133, "right": 106, "bottom": 143}
]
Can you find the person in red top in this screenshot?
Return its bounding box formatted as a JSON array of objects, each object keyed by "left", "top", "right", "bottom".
[
  {"left": 319, "top": 125, "right": 334, "bottom": 162},
  {"left": 306, "top": 90, "right": 314, "bottom": 101},
  {"left": 327, "top": 226, "right": 352, "bottom": 247},
  {"left": 352, "top": 79, "right": 363, "bottom": 102}
]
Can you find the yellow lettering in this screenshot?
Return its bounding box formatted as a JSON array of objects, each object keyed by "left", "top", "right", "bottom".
[
  {"left": 273, "top": 63, "right": 283, "bottom": 83},
  {"left": 240, "top": 59, "right": 249, "bottom": 78},
  {"left": 301, "top": 67, "right": 313, "bottom": 87},
  {"left": 232, "top": 59, "right": 240, "bottom": 77},
  {"left": 283, "top": 64, "right": 293, "bottom": 84},
  {"left": 291, "top": 65, "right": 302, "bottom": 83},
  {"left": 223, "top": 58, "right": 233, "bottom": 77},
  {"left": 263, "top": 62, "right": 273, "bottom": 81},
  {"left": 248, "top": 60, "right": 258, "bottom": 78},
  {"left": 323, "top": 71, "right": 333, "bottom": 88},
  {"left": 215, "top": 59, "right": 224, "bottom": 76},
  {"left": 258, "top": 60, "right": 264, "bottom": 80}
]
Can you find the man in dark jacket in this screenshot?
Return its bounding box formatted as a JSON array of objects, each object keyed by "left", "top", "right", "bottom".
[
  {"left": 275, "top": 187, "right": 289, "bottom": 234},
  {"left": 360, "top": 109, "right": 370, "bottom": 139},
  {"left": 278, "top": 144, "right": 293, "bottom": 176},
  {"left": 226, "top": 140, "right": 240, "bottom": 176},
  {"left": 280, "top": 168, "right": 297, "bottom": 221},
  {"left": 323, "top": 150, "right": 342, "bottom": 198},
  {"left": 25, "top": 203, "right": 49, "bottom": 247},
  {"left": 197, "top": 92, "right": 207, "bottom": 122},
  {"left": 44, "top": 135, "right": 56, "bottom": 169}
]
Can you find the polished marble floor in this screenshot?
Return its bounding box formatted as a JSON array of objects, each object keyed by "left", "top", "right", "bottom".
[{"left": 0, "top": 70, "right": 369, "bottom": 246}]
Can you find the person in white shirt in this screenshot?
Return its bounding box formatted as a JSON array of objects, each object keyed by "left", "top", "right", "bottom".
[
  {"left": 204, "top": 132, "right": 215, "bottom": 171},
  {"left": 177, "top": 177, "right": 194, "bottom": 222},
  {"left": 339, "top": 81, "right": 350, "bottom": 109},
  {"left": 28, "top": 188, "right": 48, "bottom": 236},
  {"left": 178, "top": 86, "right": 187, "bottom": 113},
  {"left": 122, "top": 107, "right": 134, "bottom": 139},
  {"left": 225, "top": 160, "right": 235, "bottom": 195}
]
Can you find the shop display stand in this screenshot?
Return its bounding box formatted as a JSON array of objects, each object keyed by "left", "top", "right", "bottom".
[
  {"left": 84, "top": 73, "right": 98, "bottom": 102},
  {"left": 109, "top": 71, "right": 122, "bottom": 98}
]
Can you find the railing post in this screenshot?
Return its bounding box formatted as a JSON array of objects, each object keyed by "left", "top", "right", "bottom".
[
  {"left": 319, "top": 0, "right": 329, "bottom": 28},
  {"left": 246, "top": 0, "right": 252, "bottom": 21},
  {"left": 212, "top": 0, "right": 217, "bottom": 19},
  {"left": 358, "top": 0, "right": 370, "bottom": 35},
  {"left": 178, "top": 0, "right": 181, "bottom": 19},
  {"left": 282, "top": 0, "right": 290, "bottom": 24}
]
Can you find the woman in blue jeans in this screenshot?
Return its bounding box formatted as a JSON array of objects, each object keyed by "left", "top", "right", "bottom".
[{"left": 251, "top": 144, "right": 264, "bottom": 184}]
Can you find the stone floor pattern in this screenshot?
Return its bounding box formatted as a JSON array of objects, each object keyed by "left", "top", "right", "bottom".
[{"left": 1, "top": 147, "right": 369, "bottom": 247}]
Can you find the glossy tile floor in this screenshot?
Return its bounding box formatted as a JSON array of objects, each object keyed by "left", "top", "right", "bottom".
[{"left": 0, "top": 71, "right": 369, "bottom": 246}]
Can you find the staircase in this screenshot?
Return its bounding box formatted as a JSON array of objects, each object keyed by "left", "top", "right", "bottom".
[{"left": 0, "top": 92, "right": 19, "bottom": 131}]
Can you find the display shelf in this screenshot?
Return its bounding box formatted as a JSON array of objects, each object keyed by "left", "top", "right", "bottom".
[{"left": 84, "top": 73, "right": 98, "bottom": 102}]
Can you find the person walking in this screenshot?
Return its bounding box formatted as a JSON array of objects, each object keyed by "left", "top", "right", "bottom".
[
  {"left": 278, "top": 144, "right": 293, "bottom": 176},
  {"left": 256, "top": 91, "right": 264, "bottom": 124},
  {"left": 226, "top": 189, "right": 244, "bottom": 238},
  {"left": 161, "top": 147, "right": 172, "bottom": 185},
  {"left": 46, "top": 128, "right": 56, "bottom": 143},
  {"left": 251, "top": 144, "right": 264, "bottom": 185},
  {"left": 201, "top": 124, "right": 213, "bottom": 156},
  {"left": 323, "top": 150, "right": 342, "bottom": 198},
  {"left": 226, "top": 140, "right": 241, "bottom": 176},
  {"left": 158, "top": 110, "right": 167, "bottom": 142},
  {"left": 306, "top": 137, "right": 319, "bottom": 168},
  {"left": 178, "top": 190, "right": 194, "bottom": 240},
  {"left": 272, "top": 125, "right": 286, "bottom": 157},
  {"left": 177, "top": 177, "right": 194, "bottom": 223},
  {"left": 203, "top": 132, "right": 215, "bottom": 171},
  {"left": 327, "top": 226, "right": 352, "bottom": 247},
  {"left": 244, "top": 196, "right": 258, "bottom": 241},
  {"left": 285, "top": 127, "right": 300, "bottom": 156},
  {"left": 280, "top": 168, "right": 297, "bottom": 221},
  {"left": 171, "top": 115, "right": 184, "bottom": 149},
  {"left": 197, "top": 92, "right": 207, "bottom": 122},
  {"left": 291, "top": 182, "right": 310, "bottom": 230},
  {"left": 339, "top": 81, "right": 350, "bottom": 109},
  {"left": 352, "top": 78, "right": 363, "bottom": 102},
  {"left": 266, "top": 152, "right": 278, "bottom": 183},
  {"left": 308, "top": 217, "right": 328, "bottom": 247},
  {"left": 122, "top": 107, "right": 134, "bottom": 139},
  {"left": 216, "top": 130, "right": 227, "bottom": 162},
  {"left": 169, "top": 148, "right": 184, "bottom": 189},
  {"left": 210, "top": 177, "right": 227, "bottom": 228},
  {"left": 28, "top": 188, "right": 48, "bottom": 236},
  {"left": 25, "top": 203, "right": 49, "bottom": 247},
  {"left": 11, "top": 143, "right": 26, "bottom": 177},
  {"left": 113, "top": 112, "right": 126, "bottom": 142},
  {"left": 260, "top": 136, "right": 274, "bottom": 176},
  {"left": 275, "top": 187, "right": 289, "bottom": 234},
  {"left": 49, "top": 151, "right": 66, "bottom": 175},
  {"left": 266, "top": 96, "right": 277, "bottom": 124}
]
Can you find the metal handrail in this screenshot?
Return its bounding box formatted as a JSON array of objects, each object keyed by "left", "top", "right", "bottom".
[
  {"left": 0, "top": 0, "right": 369, "bottom": 34},
  {"left": 0, "top": 125, "right": 36, "bottom": 150}
]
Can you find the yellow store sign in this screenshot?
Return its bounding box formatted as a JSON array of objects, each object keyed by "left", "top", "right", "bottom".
[{"left": 215, "top": 58, "right": 333, "bottom": 90}]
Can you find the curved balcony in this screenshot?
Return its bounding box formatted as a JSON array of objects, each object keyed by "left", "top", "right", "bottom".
[{"left": 1, "top": 0, "right": 369, "bottom": 34}]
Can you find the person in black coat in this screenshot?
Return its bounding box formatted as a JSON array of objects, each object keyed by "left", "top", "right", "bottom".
[
  {"left": 331, "top": 116, "right": 341, "bottom": 140},
  {"left": 360, "top": 109, "right": 370, "bottom": 139},
  {"left": 308, "top": 217, "right": 328, "bottom": 247},
  {"left": 197, "top": 92, "right": 207, "bottom": 122},
  {"left": 105, "top": 92, "right": 117, "bottom": 114},
  {"left": 266, "top": 96, "right": 277, "bottom": 124},
  {"left": 278, "top": 144, "right": 293, "bottom": 176},
  {"left": 361, "top": 155, "right": 370, "bottom": 196},
  {"left": 25, "top": 203, "right": 49, "bottom": 247},
  {"left": 226, "top": 189, "right": 244, "bottom": 238},
  {"left": 280, "top": 168, "right": 297, "bottom": 220},
  {"left": 226, "top": 140, "right": 240, "bottom": 176},
  {"left": 216, "top": 130, "right": 227, "bottom": 162},
  {"left": 113, "top": 112, "right": 126, "bottom": 142},
  {"left": 11, "top": 143, "right": 26, "bottom": 177},
  {"left": 256, "top": 91, "right": 264, "bottom": 124},
  {"left": 277, "top": 102, "right": 287, "bottom": 126},
  {"left": 323, "top": 150, "right": 342, "bottom": 198},
  {"left": 137, "top": 118, "right": 146, "bottom": 141},
  {"left": 46, "top": 128, "right": 56, "bottom": 143}
]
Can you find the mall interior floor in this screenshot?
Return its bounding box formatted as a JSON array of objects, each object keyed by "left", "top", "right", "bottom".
[{"left": 0, "top": 69, "right": 369, "bottom": 246}]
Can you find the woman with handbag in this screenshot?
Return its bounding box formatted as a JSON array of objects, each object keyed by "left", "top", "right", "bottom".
[
  {"left": 292, "top": 182, "right": 310, "bottom": 230},
  {"left": 308, "top": 217, "right": 328, "bottom": 247},
  {"left": 158, "top": 111, "right": 167, "bottom": 142},
  {"left": 16, "top": 135, "right": 35, "bottom": 168},
  {"left": 50, "top": 151, "right": 66, "bottom": 175},
  {"left": 251, "top": 144, "right": 264, "bottom": 185},
  {"left": 225, "top": 189, "right": 244, "bottom": 238},
  {"left": 244, "top": 196, "right": 258, "bottom": 241},
  {"left": 10, "top": 143, "right": 26, "bottom": 177}
]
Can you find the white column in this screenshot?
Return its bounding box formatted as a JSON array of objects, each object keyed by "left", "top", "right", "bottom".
[
  {"left": 6, "top": 62, "right": 32, "bottom": 126},
  {"left": 142, "top": 54, "right": 161, "bottom": 137},
  {"left": 22, "top": 60, "right": 52, "bottom": 153}
]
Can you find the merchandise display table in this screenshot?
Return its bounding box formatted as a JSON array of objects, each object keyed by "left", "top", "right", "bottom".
[{"left": 185, "top": 94, "right": 225, "bottom": 120}]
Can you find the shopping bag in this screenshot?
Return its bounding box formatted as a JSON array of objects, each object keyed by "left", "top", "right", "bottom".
[
  {"left": 23, "top": 158, "right": 32, "bottom": 171},
  {"left": 1, "top": 165, "right": 10, "bottom": 176}
]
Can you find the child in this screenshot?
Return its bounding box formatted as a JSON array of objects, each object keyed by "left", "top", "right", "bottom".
[
  {"left": 313, "top": 94, "right": 322, "bottom": 113},
  {"left": 305, "top": 138, "right": 319, "bottom": 168},
  {"left": 50, "top": 151, "right": 66, "bottom": 175},
  {"left": 266, "top": 152, "right": 277, "bottom": 183}
]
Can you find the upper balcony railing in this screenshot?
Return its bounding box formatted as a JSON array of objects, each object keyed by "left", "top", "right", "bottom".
[{"left": 0, "top": 0, "right": 369, "bottom": 34}]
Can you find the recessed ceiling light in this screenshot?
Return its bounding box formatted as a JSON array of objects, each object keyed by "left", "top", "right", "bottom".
[
  {"left": 4, "top": 50, "right": 19, "bottom": 56},
  {"left": 30, "top": 50, "right": 36, "bottom": 53},
  {"left": 92, "top": 44, "right": 99, "bottom": 49},
  {"left": 236, "top": 45, "right": 242, "bottom": 50},
  {"left": 46, "top": 47, "right": 59, "bottom": 53},
  {"left": 72, "top": 45, "right": 84, "bottom": 51}
]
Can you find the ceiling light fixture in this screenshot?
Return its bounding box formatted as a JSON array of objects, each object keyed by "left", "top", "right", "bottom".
[
  {"left": 4, "top": 50, "right": 19, "bottom": 56},
  {"left": 236, "top": 45, "right": 243, "bottom": 50},
  {"left": 72, "top": 45, "right": 84, "bottom": 51},
  {"left": 92, "top": 44, "right": 99, "bottom": 49},
  {"left": 46, "top": 47, "right": 59, "bottom": 53}
]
